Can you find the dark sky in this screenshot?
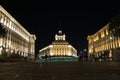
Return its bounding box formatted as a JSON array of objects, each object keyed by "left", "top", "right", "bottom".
[{"left": 1, "top": 0, "right": 120, "bottom": 55}]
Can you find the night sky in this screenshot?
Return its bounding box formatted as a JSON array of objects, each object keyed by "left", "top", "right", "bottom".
[{"left": 1, "top": 0, "right": 120, "bottom": 56}]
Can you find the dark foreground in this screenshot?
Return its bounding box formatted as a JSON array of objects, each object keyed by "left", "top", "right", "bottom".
[{"left": 0, "top": 62, "right": 120, "bottom": 80}]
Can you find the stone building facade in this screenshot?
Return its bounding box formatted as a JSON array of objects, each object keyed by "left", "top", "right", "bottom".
[{"left": 0, "top": 5, "right": 36, "bottom": 59}]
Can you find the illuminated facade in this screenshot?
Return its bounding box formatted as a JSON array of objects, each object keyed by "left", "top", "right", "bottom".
[
  {"left": 87, "top": 23, "right": 120, "bottom": 61},
  {"left": 38, "top": 30, "right": 77, "bottom": 62},
  {"left": 0, "top": 5, "right": 36, "bottom": 58}
]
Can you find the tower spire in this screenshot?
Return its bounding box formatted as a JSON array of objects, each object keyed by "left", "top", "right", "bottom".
[
  {"left": 58, "top": 23, "right": 62, "bottom": 35},
  {"left": 59, "top": 23, "right": 62, "bottom": 31},
  {"left": 60, "top": 23, "right": 61, "bottom": 28}
]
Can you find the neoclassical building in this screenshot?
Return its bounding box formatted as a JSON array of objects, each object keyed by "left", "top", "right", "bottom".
[
  {"left": 0, "top": 5, "right": 36, "bottom": 59},
  {"left": 38, "top": 30, "right": 77, "bottom": 62},
  {"left": 87, "top": 23, "right": 120, "bottom": 61}
]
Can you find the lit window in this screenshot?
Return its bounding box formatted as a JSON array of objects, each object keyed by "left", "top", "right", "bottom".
[
  {"left": 4, "top": 17, "right": 7, "bottom": 25},
  {"left": 110, "top": 37, "right": 112, "bottom": 40}
]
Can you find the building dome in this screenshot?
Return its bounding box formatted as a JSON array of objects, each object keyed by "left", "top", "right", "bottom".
[
  {"left": 55, "top": 30, "right": 66, "bottom": 41},
  {"left": 59, "top": 30, "right": 62, "bottom": 33}
]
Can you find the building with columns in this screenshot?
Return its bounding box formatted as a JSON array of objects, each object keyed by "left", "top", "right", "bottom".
[
  {"left": 0, "top": 5, "right": 36, "bottom": 59},
  {"left": 38, "top": 30, "right": 78, "bottom": 62},
  {"left": 87, "top": 23, "right": 120, "bottom": 61}
]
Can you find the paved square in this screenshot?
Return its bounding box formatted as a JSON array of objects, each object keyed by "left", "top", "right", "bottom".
[{"left": 0, "top": 62, "right": 120, "bottom": 80}]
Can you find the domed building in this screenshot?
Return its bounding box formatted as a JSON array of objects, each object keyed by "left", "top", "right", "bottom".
[{"left": 37, "top": 30, "right": 78, "bottom": 62}]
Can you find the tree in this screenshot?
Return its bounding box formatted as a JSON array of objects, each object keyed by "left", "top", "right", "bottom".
[
  {"left": 0, "top": 24, "right": 7, "bottom": 61},
  {"left": 0, "top": 49, "right": 8, "bottom": 62},
  {"left": 0, "top": 24, "right": 7, "bottom": 38},
  {"left": 10, "top": 52, "right": 20, "bottom": 58},
  {"left": 1, "top": 50, "right": 8, "bottom": 59},
  {"left": 109, "top": 14, "right": 120, "bottom": 37}
]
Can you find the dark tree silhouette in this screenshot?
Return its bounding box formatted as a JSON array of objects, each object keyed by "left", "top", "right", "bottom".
[{"left": 0, "top": 24, "right": 6, "bottom": 38}]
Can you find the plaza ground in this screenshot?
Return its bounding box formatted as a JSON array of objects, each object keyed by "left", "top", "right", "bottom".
[{"left": 0, "top": 62, "right": 120, "bottom": 80}]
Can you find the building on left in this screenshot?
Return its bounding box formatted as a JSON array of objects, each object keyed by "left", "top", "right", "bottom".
[{"left": 0, "top": 5, "right": 36, "bottom": 59}]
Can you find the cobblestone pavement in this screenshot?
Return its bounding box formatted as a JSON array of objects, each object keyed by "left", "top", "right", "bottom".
[{"left": 0, "top": 62, "right": 120, "bottom": 80}]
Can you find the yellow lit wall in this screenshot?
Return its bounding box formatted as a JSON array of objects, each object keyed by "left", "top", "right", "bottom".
[{"left": 87, "top": 23, "right": 120, "bottom": 61}]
